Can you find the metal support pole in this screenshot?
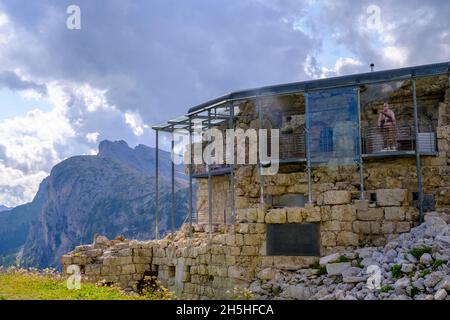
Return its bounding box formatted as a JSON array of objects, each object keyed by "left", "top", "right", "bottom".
[
  {"left": 188, "top": 118, "right": 193, "bottom": 237},
  {"left": 171, "top": 127, "right": 175, "bottom": 235},
  {"left": 229, "top": 104, "right": 235, "bottom": 224},
  {"left": 412, "top": 78, "right": 424, "bottom": 223},
  {"left": 207, "top": 109, "right": 213, "bottom": 240},
  {"left": 257, "top": 97, "right": 264, "bottom": 204},
  {"left": 155, "top": 130, "right": 159, "bottom": 240},
  {"left": 305, "top": 92, "right": 313, "bottom": 204},
  {"left": 357, "top": 87, "right": 365, "bottom": 200}
]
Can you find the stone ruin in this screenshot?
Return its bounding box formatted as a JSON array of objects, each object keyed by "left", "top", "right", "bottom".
[{"left": 62, "top": 71, "right": 450, "bottom": 299}]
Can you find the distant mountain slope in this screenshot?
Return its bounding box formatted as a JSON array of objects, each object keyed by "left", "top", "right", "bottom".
[
  {"left": 0, "top": 140, "right": 189, "bottom": 269},
  {"left": 98, "top": 140, "right": 187, "bottom": 181},
  {"left": 0, "top": 205, "right": 10, "bottom": 212}
]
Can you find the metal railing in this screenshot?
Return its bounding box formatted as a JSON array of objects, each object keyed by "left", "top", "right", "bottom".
[{"left": 362, "top": 123, "right": 436, "bottom": 154}]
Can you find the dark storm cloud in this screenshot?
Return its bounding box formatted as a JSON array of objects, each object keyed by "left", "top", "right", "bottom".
[
  {"left": 0, "top": 0, "right": 316, "bottom": 124},
  {"left": 0, "top": 70, "right": 46, "bottom": 94}
]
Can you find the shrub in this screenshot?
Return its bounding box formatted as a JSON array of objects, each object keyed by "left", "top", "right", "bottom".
[
  {"left": 379, "top": 285, "right": 394, "bottom": 293},
  {"left": 410, "top": 246, "right": 432, "bottom": 260},
  {"left": 390, "top": 264, "right": 402, "bottom": 279},
  {"left": 431, "top": 259, "right": 446, "bottom": 271}
]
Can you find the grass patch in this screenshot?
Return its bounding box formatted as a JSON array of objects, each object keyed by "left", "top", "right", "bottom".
[
  {"left": 410, "top": 246, "right": 432, "bottom": 260},
  {"left": 419, "top": 269, "right": 432, "bottom": 278},
  {"left": 390, "top": 264, "right": 402, "bottom": 279},
  {"left": 310, "top": 262, "right": 327, "bottom": 276},
  {"left": 0, "top": 268, "right": 175, "bottom": 300},
  {"left": 431, "top": 259, "right": 447, "bottom": 271},
  {"left": 410, "top": 285, "right": 422, "bottom": 297},
  {"left": 379, "top": 285, "right": 394, "bottom": 293},
  {"left": 338, "top": 256, "right": 350, "bottom": 263}
]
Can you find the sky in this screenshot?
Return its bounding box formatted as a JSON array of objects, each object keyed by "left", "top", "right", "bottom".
[{"left": 0, "top": 0, "right": 449, "bottom": 207}]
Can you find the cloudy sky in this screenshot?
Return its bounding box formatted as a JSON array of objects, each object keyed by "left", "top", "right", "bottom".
[{"left": 0, "top": 0, "right": 449, "bottom": 207}]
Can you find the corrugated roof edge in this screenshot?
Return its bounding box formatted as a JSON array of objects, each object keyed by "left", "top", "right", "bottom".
[{"left": 186, "top": 61, "right": 450, "bottom": 114}]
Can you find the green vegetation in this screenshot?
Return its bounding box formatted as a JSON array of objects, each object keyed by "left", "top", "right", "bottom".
[
  {"left": 379, "top": 285, "right": 394, "bottom": 293},
  {"left": 338, "top": 255, "right": 350, "bottom": 263},
  {"left": 410, "top": 285, "right": 422, "bottom": 297},
  {"left": 0, "top": 268, "right": 175, "bottom": 300},
  {"left": 410, "top": 246, "right": 432, "bottom": 260},
  {"left": 310, "top": 262, "right": 327, "bottom": 276},
  {"left": 419, "top": 269, "right": 432, "bottom": 278},
  {"left": 390, "top": 264, "right": 402, "bottom": 279},
  {"left": 431, "top": 259, "right": 447, "bottom": 271}
]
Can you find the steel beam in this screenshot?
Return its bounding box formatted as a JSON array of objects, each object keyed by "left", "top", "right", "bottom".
[{"left": 412, "top": 78, "right": 424, "bottom": 223}]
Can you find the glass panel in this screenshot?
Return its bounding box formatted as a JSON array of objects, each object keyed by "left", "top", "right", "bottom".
[
  {"left": 360, "top": 80, "right": 414, "bottom": 154},
  {"left": 415, "top": 75, "right": 447, "bottom": 153},
  {"left": 261, "top": 94, "right": 306, "bottom": 161},
  {"left": 308, "top": 87, "right": 359, "bottom": 166}
]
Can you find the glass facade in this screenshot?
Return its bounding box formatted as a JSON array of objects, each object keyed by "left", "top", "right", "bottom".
[
  {"left": 308, "top": 87, "right": 360, "bottom": 166},
  {"left": 360, "top": 80, "right": 414, "bottom": 154}
]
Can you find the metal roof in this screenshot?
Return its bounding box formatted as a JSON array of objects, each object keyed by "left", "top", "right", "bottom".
[{"left": 152, "top": 61, "right": 450, "bottom": 132}]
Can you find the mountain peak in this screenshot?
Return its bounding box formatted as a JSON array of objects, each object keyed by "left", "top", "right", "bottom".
[{"left": 98, "top": 140, "right": 131, "bottom": 155}]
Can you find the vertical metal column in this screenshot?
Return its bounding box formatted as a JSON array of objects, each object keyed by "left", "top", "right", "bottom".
[
  {"left": 207, "top": 109, "right": 213, "bottom": 240},
  {"left": 257, "top": 97, "right": 264, "bottom": 204},
  {"left": 357, "top": 87, "right": 365, "bottom": 200},
  {"left": 412, "top": 78, "right": 424, "bottom": 223},
  {"left": 188, "top": 118, "right": 193, "bottom": 237},
  {"left": 229, "top": 104, "right": 235, "bottom": 223},
  {"left": 155, "top": 130, "right": 159, "bottom": 240},
  {"left": 305, "top": 92, "right": 312, "bottom": 204},
  {"left": 171, "top": 127, "right": 175, "bottom": 235}
]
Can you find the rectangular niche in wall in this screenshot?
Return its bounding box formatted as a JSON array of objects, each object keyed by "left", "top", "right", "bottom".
[
  {"left": 271, "top": 194, "right": 308, "bottom": 208},
  {"left": 266, "top": 223, "right": 320, "bottom": 256}
]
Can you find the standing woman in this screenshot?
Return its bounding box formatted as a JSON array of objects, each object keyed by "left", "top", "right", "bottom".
[{"left": 378, "top": 102, "right": 397, "bottom": 151}]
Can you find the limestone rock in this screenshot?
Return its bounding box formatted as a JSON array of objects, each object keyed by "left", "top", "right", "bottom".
[{"left": 326, "top": 262, "right": 351, "bottom": 276}]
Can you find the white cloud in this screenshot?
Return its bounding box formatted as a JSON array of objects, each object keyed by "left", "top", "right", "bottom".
[
  {"left": 0, "top": 163, "right": 48, "bottom": 207},
  {"left": 305, "top": 56, "right": 363, "bottom": 79},
  {"left": 125, "top": 111, "right": 148, "bottom": 136},
  {"left": 85, "top": 132, "right": 100, "bottom": 143}
]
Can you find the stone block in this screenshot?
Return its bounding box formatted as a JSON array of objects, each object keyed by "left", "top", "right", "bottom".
[
  {"left": 370, "top": 222, "right": 381, "bottom": 235},
  {"left": 265, "top": 208, "right": 286, "bottom": 223},
  {"left": 326, "top": 262, "right": 351, "bottom": 276},
  {"left": 287, "top": 207, "right": 303, "bottom": 223},
  {"left": 384, "top": 207, "right": 406, "bottom": 221},
  {"left": 319, "top": 253, "right": 340, "bottom": 266},
  {"left": 331, "top": 205, "right": 356, "bottom": 221},
  {"left": 396, "top": 222, "right": 411, "bottom": 233},
  {"left": 321, "top": 232, "right": 337, "bottom": 247},
  {"left": 353, "top": 221, "right": 371, "bottom": 234},
  {"left": 319, "top": 190, "right": 351, "bottom": 205},
  {"left": 353, "top": 199, "right": 369, "bottom": 211},
  {"left": 381, "top": 222, "right": 395, "bottom": 234},
  {"left": 273, "top": 256, "right": 318, "bottom": 270},
  {"left": 357, "top": 208, "right": 384, "bottom": 221},
  {"left": 337, "top": 232, "right": 359, "bottom": 246},
  {"left": 376, "top": 189, "right": 408, "bottom": 206},
  {"left": 243, "top": 234, "right": 260, "bottom": 246},
  {"left": 246, "top": 208, "right": 258, "bottom": 222},
  {"left": 322, "top": 220, "right": 341, "bottom": 231},
  {"left": 304, "top": 207, "right": 321, "bottom": 222}
]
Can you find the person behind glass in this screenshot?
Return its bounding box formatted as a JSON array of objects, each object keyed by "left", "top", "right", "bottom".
[{"left": 378, "top": 102, "right": 397, "bottom": 151}]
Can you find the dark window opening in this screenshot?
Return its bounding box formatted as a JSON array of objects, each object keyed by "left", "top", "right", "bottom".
[
  {"left": 168, "top": 266, "right": 176, "bottom": 278},
  {"left": 266, "top": 223, "right": 320, "bottom": 256}
]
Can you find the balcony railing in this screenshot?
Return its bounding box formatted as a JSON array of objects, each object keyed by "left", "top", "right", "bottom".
[{"left": 362, "top": 123, "right": 436, "bottom": 155}]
